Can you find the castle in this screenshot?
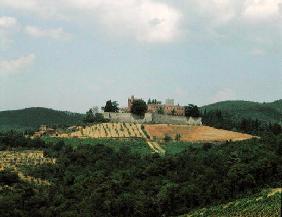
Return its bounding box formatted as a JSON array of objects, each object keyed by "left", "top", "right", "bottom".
[
  {"left": 103, "top": 96, "right": 202, "bottom": 125},
  {"left": 128, "top": 95, "right": 185, "bottom": 116}
]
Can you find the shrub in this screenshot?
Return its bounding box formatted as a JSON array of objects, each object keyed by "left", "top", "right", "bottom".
[{"left": 164, "top": 134, "right": 172, "bottom": 142}]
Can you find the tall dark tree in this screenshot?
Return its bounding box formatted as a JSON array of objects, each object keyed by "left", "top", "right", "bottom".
[
  {"left": 84, "top": 109, "right": 95, "bottom": 123},
  {"left": 185, "top": 104, "right": 200, "bottom": 117},
  {"left": 104, "top": 100, "right": 119, "bottom": 113},
  {"left": 84, "top": 108, "right": 106, "bottom": 123},
  {"left": 271, "top": 123, "right": 282, "bottom": 135},
  {"left": 131, "top": 99, "right": 148, "bottom": 116}
]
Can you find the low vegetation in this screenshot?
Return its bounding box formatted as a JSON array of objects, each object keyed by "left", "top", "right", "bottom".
[
  {"left": 181, "top": 188, "right": 281, "bottom": 217},
  {"left": 43, "top": 137, "right": 151, "bottom": 155}
]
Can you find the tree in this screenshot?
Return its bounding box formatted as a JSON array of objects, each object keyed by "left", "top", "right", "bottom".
[
  {"left": 94, "top": 113, "right": 106, "bottom": 123},
  {"left": 91, "top": 106, "right": 99, "bottom": 115},
  {"left": 84, "top": 109, "right": 95, "bottom": 123},
  {"left": 185, "top": 104, "right": 200, "bottom": 117},
  {"left": 131, "top": 99, "right": 148, "bottom": 116},
  {"left": 270, "top": 123, "right": 282, "bottom": 135},
  {"left": 103, "top": 100, "right": 119, "bottom": 113},
  {"left": 164, "top": 134, "right": 172, "bottom": 142},
  {"left": 157, "top": 107, "right": 165, "bottom": 114},
  {"left": 175, "top": 134, "right": 181, "bottom": 141},
  {"left": 84, "top": 108, "right": 107, "bottom": 123},
  {"left": 148, "top": 98, "right": 161, "bottom": 105}
]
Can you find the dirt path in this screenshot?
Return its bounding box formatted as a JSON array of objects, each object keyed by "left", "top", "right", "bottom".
[{"left": 147, "top": 141, "right": 165, "bottom": 154}]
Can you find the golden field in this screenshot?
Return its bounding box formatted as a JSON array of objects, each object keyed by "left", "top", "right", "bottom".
[{"left": 144, "top": 124, "right": 254, "bottom": 142}]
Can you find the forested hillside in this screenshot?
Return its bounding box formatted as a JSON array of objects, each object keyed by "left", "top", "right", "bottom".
[
  {"left": 201, "top": 100, "right": 282, "bottom": 124},
  {"left": 181, "top": 188, "right": 281, "bottom": 217},
  {"left": 0, "top": 107, "right": 83, "bottom": 132},
  {"left": 0, "top": 132, "right": 281, "bottom": 217}
]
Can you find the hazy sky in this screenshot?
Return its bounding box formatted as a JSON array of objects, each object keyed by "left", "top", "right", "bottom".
[{"left": 0, "top": 0, "right": 281, "bottom": 112}]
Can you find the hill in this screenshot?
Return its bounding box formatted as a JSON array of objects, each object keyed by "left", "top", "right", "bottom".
[
  {"left": 201, "top": 100, "right": 282, "bottom": 124},
  {"left": 0, "top": 107, "right": 83, "bottom": 132},
  {"left": 180, "top": 188, "right": 281, "bottom": 217}
]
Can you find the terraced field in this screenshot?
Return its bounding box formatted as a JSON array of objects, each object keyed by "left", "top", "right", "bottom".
[
  {"left": 52, "top": 123, "right": 255, "bottom": 154},
  {"left": 145, "top": 124, "right": 254, "bottom": 142},
  {"left": 60, "top": 123, "right": 147, "bottom": 139},
  {"left": 180, "top": 188, "right": 281, "bottom": 217},
  {"left": 0, "top": 150, "right": 56, "bottom": 185}
]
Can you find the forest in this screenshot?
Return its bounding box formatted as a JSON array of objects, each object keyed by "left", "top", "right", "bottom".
[
  {"left": 0, "top": 100, "right": 281, "bottom": 216},
  {"left": 0, "top": 130, "right": 281, "bottom": 217}
]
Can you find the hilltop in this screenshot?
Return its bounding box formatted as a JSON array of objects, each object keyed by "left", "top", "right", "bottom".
[
  {"left": 0, "top": 107, "right": 83, "bottom": 132},
  {"left": 1, "top": 99, "right": 281, "bottom": 132},
  {"left": 201, "top": 100, "right": 282, "bottom": 124}
]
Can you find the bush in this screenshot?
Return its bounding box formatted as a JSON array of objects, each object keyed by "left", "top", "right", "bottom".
[
  {"left": 164, "top": 134, "right": 172, "bottom": 142},
  {"left": 175, "top": 134, "right": 181, "bottom": 141}
]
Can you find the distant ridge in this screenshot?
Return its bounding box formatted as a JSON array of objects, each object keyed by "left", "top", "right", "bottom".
[
  {"left": 201, "top": 99, "right": 282, "bottom": 124},
  {"left": 0, "top": 107, "right": 83, "bottom": 131},
  {"left": 1, "top": 99, "right": 281, "bottom": 131}
]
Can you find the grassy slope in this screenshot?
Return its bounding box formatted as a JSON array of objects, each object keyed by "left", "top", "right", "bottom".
[
  {"left": 0, "top": 107, "right": 83, "bottom": 131},
  {"left": 180, "top": 188, "right": 281, "bottom": 217},
  {"left": 43, "top": 137, "right": 152, "bottom": 155},
  {"left": 201, "top": 100, "right": 282, "bottom": 124},
  {"left": 162, "top": 141, "right": 200, "bottom": 155}
]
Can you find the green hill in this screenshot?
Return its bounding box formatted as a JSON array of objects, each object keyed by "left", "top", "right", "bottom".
[
  {"left": 180, "top": 188, "right": 281, "bottom": 217},
  {"left": 201, "top": 100, "right": 282, "bottom": 124},
  {"left": 0, "top": 107, "right": 83, "bottom": 132}
]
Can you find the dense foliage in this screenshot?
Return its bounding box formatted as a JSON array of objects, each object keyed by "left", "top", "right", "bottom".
[
  {"left": 0, "top": 132, "right": 281, "bottom": 217},
  {"left": 0, "top": 131, "right": 46, "bottom": 150},
  {"left": 0, "top": 107, "right": 83, "bottom": 132},
  {"left": 103, "top": 100, "right": 119, "bottom": 113},
  {"left": 182, "top": 188, "right": 281, "bottom": 217},
  {"left": 147, "top": 99, "right": 162, "bottom": 105},
  {"left": 202, "top": 109, "right": 282, "bottom": 136},
  {"left": 84, "top": 108, "right": 108, "bottom": 124},
  {"left": 185, "top": 105, "right": 200, "bottom": 118},
  {"left": 131, "top": 99, "right": 148, "bottom": 116},
  {"left": 201, "top": 100, "right": 282, "bottom": 124}
]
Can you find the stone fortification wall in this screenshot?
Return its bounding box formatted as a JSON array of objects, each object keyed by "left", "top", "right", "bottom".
[
  {"left": 103, "top": 112, "right": 152, "bottom": 124},
  {"left": 103, "top": 112, "right": 202, "bottom": 125},
  {"left": 152, "top": 113, "right": 202, "bottom": 125}
]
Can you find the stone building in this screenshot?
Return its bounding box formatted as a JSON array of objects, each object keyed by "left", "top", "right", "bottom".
[{"left": 129, "top": 95, "right": 185, "bottom": 116}]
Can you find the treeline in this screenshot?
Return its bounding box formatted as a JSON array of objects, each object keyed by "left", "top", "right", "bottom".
[
  {"left": 0, "top": 107, "right": 83, "bottom": 132},
  {"left": 0, "top": 133, "right": 282, "bottom": 216},
  {"left": 0, "top": 131, "right": 46, "bottom": 150},
  {"left": 202, "top": 110, "right": 282, "bottom": 136}
]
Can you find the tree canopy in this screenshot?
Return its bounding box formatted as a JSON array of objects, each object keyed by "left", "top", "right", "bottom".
[
  {"left": 131, "top": 99, "right": 148, "bottom": 116},
  {"left": 84, "top": 108, "right": 107, "bottom": 123},
  {"left": 185, "top": 104, "right": 201, "bottom": 117},
  {"left": 103, "top": 100, "right": 119, "bottom": 113},
  {"left": 1, "top": 132, "right": 281, "bottom": 217},
  {"left": 147, "top": 98, "right": 161, "bottom": 105}
]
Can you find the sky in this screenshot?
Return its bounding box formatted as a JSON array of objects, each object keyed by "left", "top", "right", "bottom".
[{"left": 0, "top": 0, "right": 281, "bottom": 113}]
